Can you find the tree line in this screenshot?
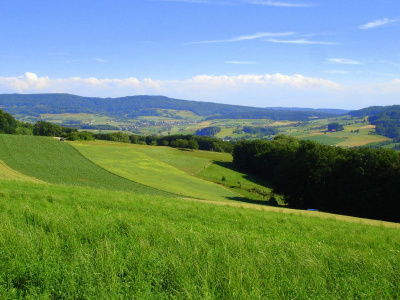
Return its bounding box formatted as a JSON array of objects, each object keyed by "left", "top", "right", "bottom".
[
  {"left": 233, "top": 135, "right": 400, "bottom": 222},
  {"left": 93, "top": 132, "right": 233, "bottom": 153}
]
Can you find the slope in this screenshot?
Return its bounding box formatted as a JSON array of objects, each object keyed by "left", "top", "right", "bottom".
[
  {"left": 71, "top": 140, "right": 238, "bottom": 201},
  {"left": 0, "top": 134, "right": 171, "bottom": 196},
  {"left": 0, "top": 179, "right": 399, "bottom": 299}
]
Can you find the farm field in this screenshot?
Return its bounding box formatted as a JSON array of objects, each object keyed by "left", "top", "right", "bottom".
[
  {"left": 18, "top": 109, "right": 390, "bottom": 148},
  {"left": 72, "top": 141, "right": 274, "bottom": 202},
  {"left": 1, "top": 179, "right": 400, "bottom": 299},
  {"left": 0, "top": 135, "right": 169, "bottom": 196}
]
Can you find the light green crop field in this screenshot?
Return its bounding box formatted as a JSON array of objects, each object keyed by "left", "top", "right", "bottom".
[
  {"left": 72, "top": 141, "right": 238, "bottom": 201},
  {"left": 73, "top": 141, "right": 274, "bottom": 202},
  {"left": 130, "top": 144, "right": 275, "bottom": 202},
  {"left": 0, "top": 135, "right": 169, "bottom": 196},
  {"left": 0, "top": 179, "right": 399, "bottom": 299}
]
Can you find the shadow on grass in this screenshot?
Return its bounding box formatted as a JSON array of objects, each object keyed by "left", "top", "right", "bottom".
[
  {"left": 226, "top": 196, "right": 281, "bottom": 207},
  {"left": 213, "top": 160, "right": 274, "bottom": 188}
]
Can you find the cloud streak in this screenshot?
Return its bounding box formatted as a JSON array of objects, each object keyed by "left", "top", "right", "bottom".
[
  {"left": 266, "top": 38, "right": 338, "bottom": 45},
  {"left": 188, "top": 32, "right": 295, "bottom": 44},
  {"left": 247, "top": 0, "right": 314, "bottom": 7},
  {"left": 225, "top": 61, "right": 256, "bottom": 65},
  {"left": 326, "top": 58, "right": 363, "bottom": 65},
  {"left": 359, "top": 17, "right": 399, "bottom": 29}
]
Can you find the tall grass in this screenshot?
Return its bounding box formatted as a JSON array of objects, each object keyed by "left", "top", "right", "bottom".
[{"left": 1, "top": 179, "right": 399, "bottom": 299}]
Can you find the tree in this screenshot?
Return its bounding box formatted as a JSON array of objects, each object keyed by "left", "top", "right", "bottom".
[
  {"left": 327, "top": 123, "right": 344, "bottom": 132},
  {"left": 187, "top": 139, "right": 199, "bottom": 150},
  {"left": 221, "top": 176, "right": 226, "bottom": 185}
]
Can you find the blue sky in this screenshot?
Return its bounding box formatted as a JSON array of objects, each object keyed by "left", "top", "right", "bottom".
[{"left": 0, "top": 0, "right": 399, "bottom": 109}]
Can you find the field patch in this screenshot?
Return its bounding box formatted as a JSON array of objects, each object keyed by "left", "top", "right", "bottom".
[
  {"left": 0, "top": 135, "right": 168, "bottom": 196},
  {"left": 0, "top": 160, "right": 45, "bottom": 183},
  {"left": 300, "top": 134, "right": 345, "bottom": 146},
  {"left": 72, "top": 141, "right": 238, "bottom": 201}
]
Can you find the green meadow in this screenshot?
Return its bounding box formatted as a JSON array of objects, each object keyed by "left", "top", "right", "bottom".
[
  {"left": 1, "top": 179, "right": 400, "bottom": 299},
  {"left": 0, "top": 134, "right": 400, "bottom": 299}
]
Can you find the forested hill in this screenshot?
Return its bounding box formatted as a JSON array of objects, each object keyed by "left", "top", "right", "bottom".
[
  {"left": 0, "top": 94, "right": 268, "bottom": 117},
  {"left": 349, "top": 105, "right": 400, "bottom": 117},
  {"left": 0, "top": 93, "right": 340, "bottom": 120}
]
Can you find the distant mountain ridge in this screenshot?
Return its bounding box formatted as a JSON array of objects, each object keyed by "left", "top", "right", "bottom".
[
  {"left": 266, "top": 107, "right": 350, "bottom": 115},
  {"left": 0, "top": 93, "right": 347, "bottom": 120},
  {"left": 0, "top": 93, "right": 267, "bottom": 117}
]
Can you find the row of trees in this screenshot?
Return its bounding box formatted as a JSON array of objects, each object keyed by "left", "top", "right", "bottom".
[
  {"left": 241, "top": 126, "right": 279, "bottom": 135},
  {"left": 195, "top": 126, "right": 222, "bottom": 137},
  {"left": 93, "top": 132, "right": 234, "bottom": 153},
  {"left": 233, "top": 135, "right": 400, "bottom": 222}
]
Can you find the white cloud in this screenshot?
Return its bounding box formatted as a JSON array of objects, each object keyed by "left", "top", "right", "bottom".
[
  {"left": 326, "top": 58, "right": 363, "bottom": 65},
  {"left": 359, "top": 17, "right": 399, "bottom": 29},
  {"left": 247, "top": 0, "right": 314, "bottom": 7},
  {"left": 0, "top": 72, "right": 340, "bottom": 97},
  {"left": 225, "top": 61, "right": 256, "bottom": 65},
  {"left": 323, "top": 70, "right": 349, "bottom": 75},
  {"left": 266, "top": 38, "right": 338, "bottom": 45},
  {"left": 2, "top": 72, "right": 400, "bottom": 109},
  {"left": 188, "top": 32, "right": 295, "bottom": 44},
  {"left": 95, "top": 58, "right": 107, "bottom": 63}
]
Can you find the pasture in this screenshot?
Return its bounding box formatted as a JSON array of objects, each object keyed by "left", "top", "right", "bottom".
[{"left": 0, "top": 179, "right": 399, "bottom": 299}]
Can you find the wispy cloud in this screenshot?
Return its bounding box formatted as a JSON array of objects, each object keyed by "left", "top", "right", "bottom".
[
  {"left": 326, "top": 58, "right": 363, "bottom": 65},
  {"left": 152, "top": 0, "right": 210, "bottom": 3},
  {"left": 95, "top": 58, "right": 107, "bottom": 63},
  {"left": 247, "top": 0, "right": 314, "bottom": 7},
  {"left": 225, "top": 61, "right": 256, "bottom": 65},
  {"left": 323, "top": 70, "right": 349, "bottom": 75},
  {"left": 266, "top": 38, "right": 338, "bottom": 45},
  {"left": 188, "top": 32, "right": 295, "bottom": 44},
  {"left": 359, "top": 17, "right": 399, "bottom": 29}
]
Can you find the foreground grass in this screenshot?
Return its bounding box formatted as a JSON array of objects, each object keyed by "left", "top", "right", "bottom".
[
  {"left": 0, "top": 135, "right": 169, "bottom": 196},
  {"left": 1, "top": 180, "right": 399, "bottom": 299}
]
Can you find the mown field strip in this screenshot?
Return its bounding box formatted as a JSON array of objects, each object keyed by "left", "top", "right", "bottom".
[{"left": 0, "top": 160, "right": 45, "bottom": 183}]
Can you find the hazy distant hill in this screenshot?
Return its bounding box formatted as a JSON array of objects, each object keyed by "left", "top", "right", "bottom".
[
  {"left": 206, "top": 110, "right": 338, "bottom": 121},
  {"left": 266, "top": 107, "right": 350, "bottom": 115},
  {"left": 349, "top": 105, "right": 400, "bottom": 117},
  {"left": 0, "top": 93, "right": 343, "bottom": 121},
  {"left": 0, "top": 94, "right": 268, "bottom": 118}
]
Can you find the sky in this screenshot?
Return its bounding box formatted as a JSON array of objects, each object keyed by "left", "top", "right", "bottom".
[{"left": 0, "top": 0, "right": 399, "bottom": 109}]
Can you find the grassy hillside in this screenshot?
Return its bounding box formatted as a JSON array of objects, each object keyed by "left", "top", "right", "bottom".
[
  {"left": 72, "top": 141, "right": 238, "bottom": 201},
  {"left": 1, "top": 179, "right": 399, "bottom": 299},
  {"left": 0, "top": 134, "right": 170, "bottom": 196},
  {"left": 72, "top": 141, "right": 274, "bottom": 202}
]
